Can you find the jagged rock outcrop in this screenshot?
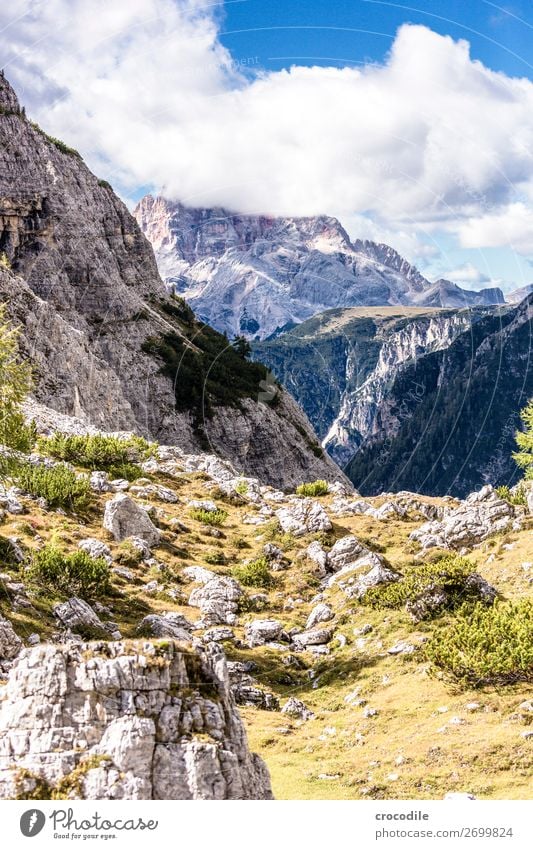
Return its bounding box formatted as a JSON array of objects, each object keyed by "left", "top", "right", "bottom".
[
  {"left": 0, "top": 73, "right": 345, "bottom": 490},
  {"left": 0, "top": 640, "right": 273, "bottom": 799},
  {"left": 135, "top": 196, "right": 502, "bottom": 341},
  {"left": 410, "top": 486, "right": 518, "bottom": 550}
]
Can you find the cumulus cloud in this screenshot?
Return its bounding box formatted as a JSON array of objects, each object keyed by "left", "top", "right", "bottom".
[
  {"left": 1, "top": 2, "right": 532, "bottom": 259},
  {"left": 457, "top": 203, "right": 533, "bottom": 256},
  {"left": 445, "top": 263, "right": 492, "bottom": 285}
]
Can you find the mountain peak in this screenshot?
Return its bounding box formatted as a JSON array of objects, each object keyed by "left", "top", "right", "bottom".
[{"left": 0, "top": 71, "right": 21, "bottom": 113}]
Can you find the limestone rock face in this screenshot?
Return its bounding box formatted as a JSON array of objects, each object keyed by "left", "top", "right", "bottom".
[
  {"left": 0, "top": 615, "right": 22, "bottom": 663},
  {"left": 103, "top": 494, "right": 161, "bottom": 546},
  {"left": 0, "top": 640, "right": 273, "bottom": 800}
]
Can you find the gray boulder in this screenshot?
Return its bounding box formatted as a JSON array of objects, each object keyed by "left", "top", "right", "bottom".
[
  {"left": 188, "top": 577, "right": 243, "bottom": 626},
  {"left": 137, "top": 613, "right": 195, "bottom": 641},
  {"left": 103, "top": 494, "right": 161, "bottom": 546},
  {"left": 410, "top": 486, "right": 515, "bottom": 550},
  {"left": 0, "top": 614, "right": 22, "bottom": 662},
  {"left": 326, "top": 535, "right": 369, "bottom": 572},
  {"left": 276, "top": 498, "right": 332, "bottom": 536},
  {"left": 53, "top": 597, "right": 110, "bottom": 638},
  {"left": 306, "top": 603, "right": 334, "bottom": 630},
  {"left": 78, "top": 538, "right": 113, "bottom": 565},
  {"left": 281, "top": 697, "right": 315, "bottom": 721},
  {"left": 292, "top": 627, "right": 333, "bottom": 648},
  {"left": 245, "top": 619, "right": 283, "bottom": 647}
]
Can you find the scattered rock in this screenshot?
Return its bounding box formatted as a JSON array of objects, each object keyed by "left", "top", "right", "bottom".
[
  {"left": 326, "top": 535, "right": 368, "bottom": 572},
  {"left": 78, "top": 538, "right": 113, "bottom": 565},
  {"left": 0, "top": 614, "right": 22, "bottom": 663},
  {"left": 137, "top": 613, "right": 194, "bottom": 641},
  {"left": 188, "top": 577, "right": 243, "bottom": 626},
  {"left": 306, "top": 603, "right": 334, "bottom": 630},
  {"left": 276, "top": 498, "right": 332, "bottom": 536},
  {"left": 103, "top": 494, "right": 161, "bottom": 546},
  {"left": 245, "top": 619, "right": 283, "bottom": 647},
  {"left": 306, "top": 541, "right": 328, "bottom": 576},
  {"left": 53, "top": 597, "right": 109, "bottom": 639},
  {"left": 281, "top": 697, "right": 315, "bottom": 721},
  {"left": 292, "top": 627, "right": 333, "bottom": 648},
  {"left": 410, "top": 486, "right": 515, "bottom": 550}
]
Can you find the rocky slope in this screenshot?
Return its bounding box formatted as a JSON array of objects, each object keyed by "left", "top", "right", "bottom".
[
  {"left": 0, "top": 72, "right": 343, "bottom": 490},
  {"left": 0, "top": 404, "right": 531, "bottom": 800},
  {"left": 134, "top": 196, "right": 503, "bottom": 340}
]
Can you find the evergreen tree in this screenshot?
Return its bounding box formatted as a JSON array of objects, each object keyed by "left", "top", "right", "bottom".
[
  {"left": 232, "top": 335, "right": 252, "bottom": 360},
  {"left": 0, "top": 305, "right": 34, "bottom": 476},
  {"left": 513, "top": 399, "right": 533, "bottom": 479}
]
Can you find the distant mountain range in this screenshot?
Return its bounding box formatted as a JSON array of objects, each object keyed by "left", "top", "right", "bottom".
[
  {"left": 253, "top": 298, "right": 533, "bottom": 496},
  {"left": 134, "top": 196, "right": 505, "bottom": 340}
]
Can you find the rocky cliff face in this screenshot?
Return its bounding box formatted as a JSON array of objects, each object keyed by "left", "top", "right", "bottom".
[
  {"left": 253, "top": 306, "right": 488, "bottom": 467},
  {"left": 0, "top": 640, "right": 272, "bottom": 800},
  {"left": 134, "top": 195, "right": 504, "bottom": 340},
  {"left": 254, "top": 298, "right": 533, "bottom": 496},
  {"left": 0, "top": 73, "right": 344, "bottom": 489},
  {"left": 346, "top": 295, "right": 533, "bottom": 496}
]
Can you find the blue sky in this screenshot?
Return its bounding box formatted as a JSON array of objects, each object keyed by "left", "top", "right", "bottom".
[
  {"left": 1, "top": 0, "right": 532, "bottom": 293},
  {"left": 221, "top": 0, "right": 533, "bottom": 80}
]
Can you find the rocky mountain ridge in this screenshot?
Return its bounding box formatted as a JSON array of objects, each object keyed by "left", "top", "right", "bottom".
[
  {"left": 0, "top": 72, "right": 343, "bottom": 490},
  {"left": 134, "top": 196, "right": 504, "bottom": 340}
]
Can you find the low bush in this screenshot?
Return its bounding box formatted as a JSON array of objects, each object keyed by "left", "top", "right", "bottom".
[
  {"left": 37, "top": 432, "right": 154, "bottom": 470},
  {"left": 495, "top": 484, "right": 527, "bottom": 506},
  {"left": 15, "top": 463, "right": 91, "bottom": 511},
  {"left": 426, "top": 599, "right": 533, "bottom": 686},
  {"left": 189, "top": 507, "right": 227, "bottom": 526},
  {"left": 204, "top": 550, "right": 226, "bottom": 565},
  {"left": 28, "top": 544, "right": 110, "bottom": 598},
  {"left": 296, "top": 479, "right": 329, "bottom": 497},
  {"left": 232, "top": 556, "right": 273, "bottom": 588},
  {"left": 362, "top": 555, "right": 489, "bottom": 617}
]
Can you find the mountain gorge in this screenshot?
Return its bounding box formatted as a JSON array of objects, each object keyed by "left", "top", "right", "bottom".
[
  {"left": 0, "top": 73, "right": 343, "bottom": 490},
  {"left": 135, "top": 195, "right": 504, "bottom": 341}
]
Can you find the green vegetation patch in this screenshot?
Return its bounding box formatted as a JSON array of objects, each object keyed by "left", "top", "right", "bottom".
[
  {"left": 426, "top": 599, "right": 533, "bottom": 686},
  {"left": 38, "top": 432, "right": 154, "bottom": 470},
  {"left": 232, "top": 556, "right": 273, "bottom": 588},
  {"left": 362, "top": 555, "right": 491, "bottom": 618},
  {"left": 296, "top": 479, "right": 329, "bottom": 497},
  {"left": 189, "top": 507, "right": 227, "bottom": 526},
  {"left": 15, "top": 463, "right": 91, "bottom": 512},
  {"left": 28, "top": 544, "right": 110, "bottom": 599}
]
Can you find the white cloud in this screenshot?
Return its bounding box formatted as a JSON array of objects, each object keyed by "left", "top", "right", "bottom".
[
  {"left": 444, "top": 263, "right": 491, "bottom": 285},
  {"left": 457, "top": 203, "right": 533, "bottom": 256},
  {"left": 1, "top": 2, "right": 533, "bottom": 260}
]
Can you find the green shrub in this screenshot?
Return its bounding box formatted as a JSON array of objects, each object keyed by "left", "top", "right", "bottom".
[
  {"left": 496, "top": 484, "right": 527, "bottom": 506},
  {"left": 189, "top": 507, "right": 227, "bottom": 526},
  {"left": 28, "top": 544, "right": 110, "bottom": 598},
  {"left": 15, "top": 462, "right": 91, "bottom": 511},
  {"left": 232, "top": 556, "right": 273, "bottom": 588},
  {"left": 114, "top": 540, "right": 143, "bottom": 568},
  {"left": 37, "top": 432, "right": 154, "bottom": 470},
  {"left": 234, "top": 479, "right": 249, "bottom": 495},
  {"left": 362, "top": 555, "right": 487, "bottom": 617},
  {"left": 296, "top": 479, "right": 329, "bottom": 497},
  {"left": 204, "top": 550, "right": 226, "bottom": 565},
  {"left": 106, "top": 461, "right": 144, "bottom": 482},
  {"left": 426, "top": 599, "right": 533, "bottom": 686}
]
